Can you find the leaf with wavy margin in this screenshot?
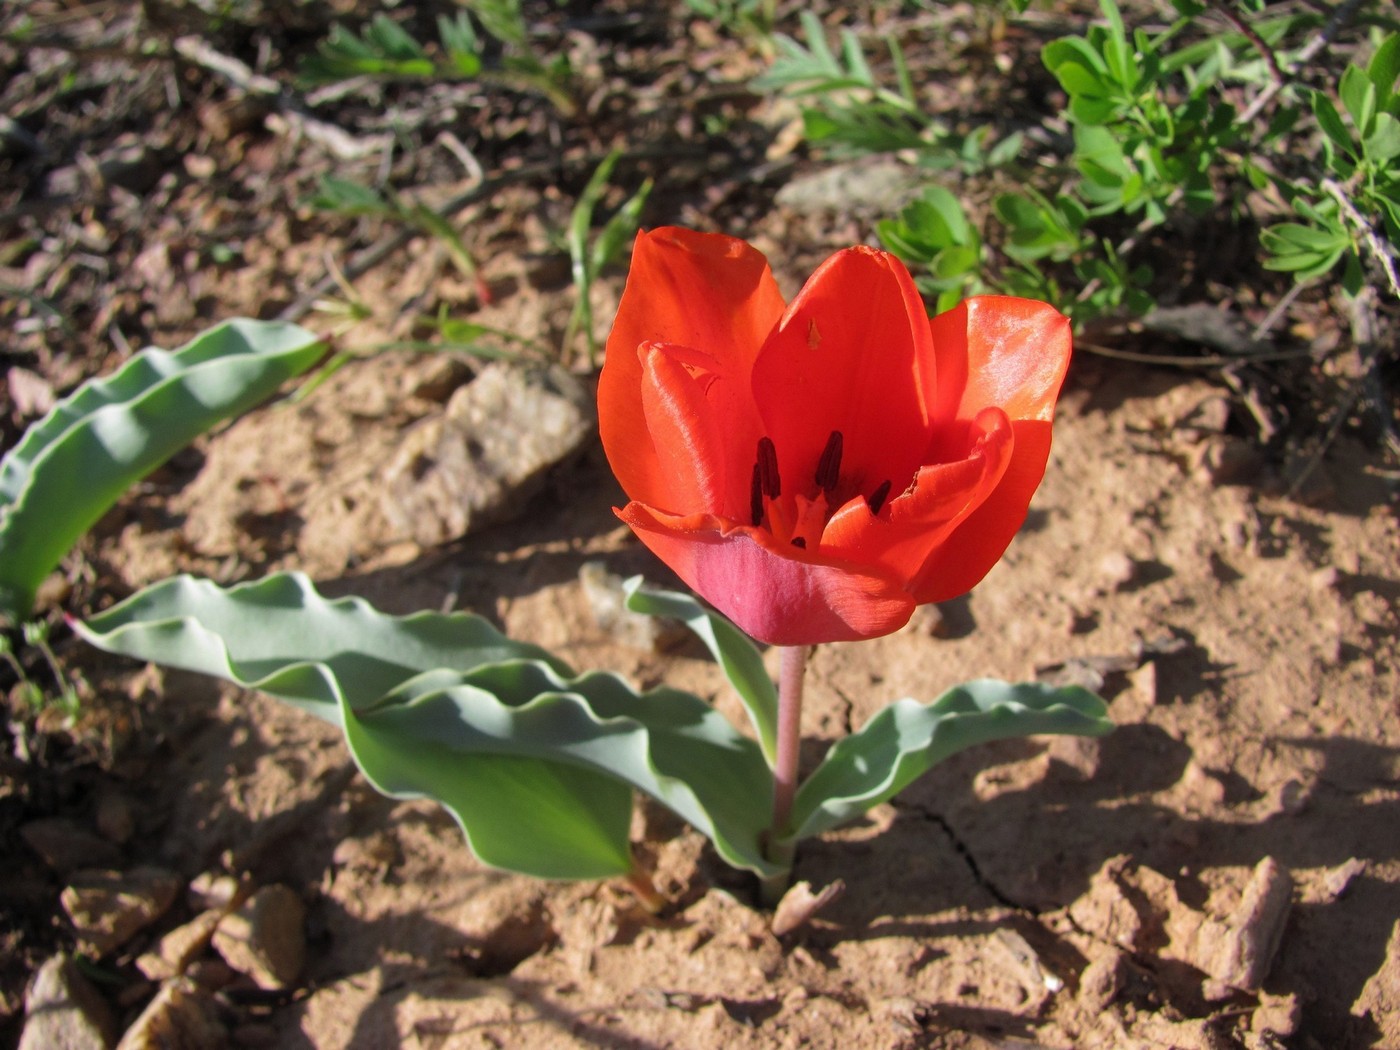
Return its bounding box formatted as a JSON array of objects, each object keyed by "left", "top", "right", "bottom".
[
  {"left": 781, "top": 680, "right": 1112, "bottom": 845},
  {"left": 0, "top": 320, "right": 325, "bottom": 620},
  {"left": 74, "top": 573, "right": 780, "bottom": 879}
]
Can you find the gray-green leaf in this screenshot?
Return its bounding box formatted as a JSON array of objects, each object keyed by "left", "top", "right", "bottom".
[
  {"left": 0, "top": 320, "right": 324, "bottom": 621},
  {"left": 624, "top": 576, "right": 778, "bottom": 766},
  {"left": 781, "top": 680, "right": 1112, "bottom": 845},
  {"left": 75, "top": 573, "right": 781, "bottom": 879}
]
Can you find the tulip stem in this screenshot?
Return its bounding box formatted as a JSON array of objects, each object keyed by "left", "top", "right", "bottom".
[{"left": 761, "top": 645, "right": 807, "bottom": 904}]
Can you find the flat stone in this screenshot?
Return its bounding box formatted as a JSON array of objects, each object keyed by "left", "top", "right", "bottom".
[
  {"left": 774, "top": 158, "right": 923, "bottom": 215},
  {"left": 135, "top": 910, "right": 225, "bottom": 982},
  {"left": 380, "top": 363, "right": 592, "bottom": 547},
  {"left": 1198, "top": 856, "right": 1293, "bottom": 998},
  {"left": 211, "top": 884, "right": 306, "bottom": 990},
  {"left": 115, "top": 980, "right": 225, "bottom": 1050},
  {"left": 61, "top": 867, "right": 181, "bottom": 958},
  {"left": 1353, "top": 919, "right": 1400, "bottom": 1045},
  {"left": 18, "top": 954, "right": 118, "bottom": 1050}
]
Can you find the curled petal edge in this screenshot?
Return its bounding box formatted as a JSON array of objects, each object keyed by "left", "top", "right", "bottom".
[{"left": 616, "top": 504, "right": 916, "bottom": 647}]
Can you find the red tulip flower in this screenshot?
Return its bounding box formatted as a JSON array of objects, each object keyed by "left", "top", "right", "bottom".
[{"left": 599, "top": 227, "right": 1072, "bottom": 647}]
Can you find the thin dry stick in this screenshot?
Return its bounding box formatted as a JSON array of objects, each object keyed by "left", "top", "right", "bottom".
[
  {"left": 171, "top": 35, "right": 388, "bottom": 160},
  {"left": 1237, "top": 0, "right": 1368, "bottom": 126},
  {"left": 1322, "top": 176, "right": 1400, "bottom": 301}
]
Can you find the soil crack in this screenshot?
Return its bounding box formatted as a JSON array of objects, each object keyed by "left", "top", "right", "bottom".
[{"left": 891, "top": 800, "right": 1037, "bottom": 913}]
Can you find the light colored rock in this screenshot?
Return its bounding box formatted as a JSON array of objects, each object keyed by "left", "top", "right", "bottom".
[
  {"left": 186, "top": 872, "right": 250, "bottom": 913},
  {"left": 380, "top": 363, "right": 592, "bottom": 547},
  {"left": 60, "top": 867, "right": 181, "bottom": 958},
  {"left": 771, "top": 880, "right": 845, "bottom": 937},
  {"left": 774, "top": 158, "right": 922, "bottom": 215},
  {"left": 135, "top": 910, "right": 225, "bottom": 982},
  {"left": 578, "top": 561, "right": 687, "bottom": 652},
  {"left": 1322, "top": 857, "right": 1366, "bottom": 901},
  {"left": 1249, "top": 992, "right": 1300, "bottom": 1045},
  {"left": 18, "top": 954, "right": 118, "bottom": 1050},
  {"left": 1353, "top": 919, "right": 1400, "bottom": 1045},
  {"left": 211, "top": 884, "right": 306, "bottom": 990},
  {"left": 1198, "top": 857, "right": 1293, "bottom": 998},
  {"left": 115, "top": 980, "right": 224, "bottom": 1050}
]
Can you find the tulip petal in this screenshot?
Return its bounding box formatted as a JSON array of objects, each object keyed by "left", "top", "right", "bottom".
[
  {"left": 910, "top": 418, "right": 1054, "bottom": 604},
  {"left": 617, "top": 503, "right": 916, "bottom": 646},
  {"left": 821, "top": 406, "right": 1013, "bottom": 582},
  {"left": 751, "top": 247, "right": 934, "bottom": 504},
  {"left": 926, "top": 296, "right": 1072, "bottom": 426},
  {"left": 637, "top": 342, "right": 762, "bottom": 520},
  {"left": 600, "top": 228, "right": 785, "bottom": 509}
]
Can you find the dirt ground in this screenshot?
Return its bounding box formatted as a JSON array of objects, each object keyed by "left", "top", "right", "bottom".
[{"left": 4, "top": 3, "right": 1400, "bottom": 1049}]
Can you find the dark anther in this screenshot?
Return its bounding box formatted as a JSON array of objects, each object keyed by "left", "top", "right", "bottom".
[
  {"left": 756, "top": 436, "right": 781, "bottom": 499},
  {"left": 750, "top": 464, "right": 764, "bottom": 526},
  {"left": 814, "top": 430, "right": 843, "bottom": 493},
  {"left": 867, "top": 480, "right": 892, "bottom": 516},
  {"left": 791, "top": 537, "right": 807, "bottom": 549}
]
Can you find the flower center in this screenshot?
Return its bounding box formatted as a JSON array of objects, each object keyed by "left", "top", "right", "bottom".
[{"left": 749, "top": 431, "right": 891, "bottom": 549}]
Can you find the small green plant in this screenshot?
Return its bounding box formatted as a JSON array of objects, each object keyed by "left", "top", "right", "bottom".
[
  {"left": 309, "top": 176, "right": 486, "bottom": 297},
  {"left": 0, "top": 622, "right": 81, "bottom": 721},
  {"left": 753, "top": 13, "right": 1022, "bottom": 169},
  {"left": 564, "top": 151, "right": 653, "bottom": 364},
  {"left": 760, "top": 2, "right": 1400, "bottom": 329},
  {"left": 75, "top": 233, "right": 1111, "bottom": 904},
  {"left": 1260, "top": 34, "right": 1400, "bottom": 295},
  {"left": 300, "top": 4, "right": 574, "bottom": 115},
  {"left": 684, "top": 0, "right": 778, "bottom": 44}
]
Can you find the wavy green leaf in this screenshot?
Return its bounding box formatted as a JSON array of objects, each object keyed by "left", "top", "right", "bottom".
[
  {"left": 75, "top": 573, "right": 780, "bottom": 879},
  {"left": 0, "top": 320, "right": 324, "bottom": 621},
  {"left": 71, "top": 573, "right": 568, "bottom": 722},
  {"left": 781, "top": 680, "right": 1113, "bottom": 846},
  {"left": 624, "top": 576, "right": 778, "bottom": 766}
]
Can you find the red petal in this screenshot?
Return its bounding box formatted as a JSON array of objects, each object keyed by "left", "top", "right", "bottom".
[
  {"left": 600, "top": 228, "right": 785, "bottom": 509},
  {"left": 751, "top": 247, "right": 934, "bottom": 502},
  {"left": 617, "top": 504, "right": 916, "bottom": 646},
  {"left": 821, "top": 407, "right": 1014, "bottom": 582},
  {"left": 925, "top": 296, "right": 1071, "bottom": 426},
  {"left": 636, "top": 342, "right": 762, "bottom": 521},
  {"left": 910, "top": 418, "right": 1054, "bottom": 603}
]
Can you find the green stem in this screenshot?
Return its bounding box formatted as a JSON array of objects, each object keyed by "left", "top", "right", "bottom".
[{"left": 761, "top": 645, "right": 807, "bottom": 904}]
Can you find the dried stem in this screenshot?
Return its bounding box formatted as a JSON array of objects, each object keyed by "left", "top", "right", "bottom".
[{"left": 1237, "top": 0, "right": 1366, "bottom": 126}]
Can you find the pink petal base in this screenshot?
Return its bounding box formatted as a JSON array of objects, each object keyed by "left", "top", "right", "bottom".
[{"left": 618, "top": 504, "right": 916, "bottom": 646}]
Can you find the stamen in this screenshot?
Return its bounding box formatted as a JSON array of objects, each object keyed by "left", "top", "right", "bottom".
[
  {"left": 867, "top": 480, "right": 892, "bottom": 516},
  {"left": 814, "top": 430, "right": 843, "bottom": 493},
  {"left": 791, "top": 537, "right": 807, "bottom": 549},
  {"left": 756, "top": 437, "right": 781, "bottom": 499},
  {"left": 750, "top": 464, "right": 764, "bottom": 526}
]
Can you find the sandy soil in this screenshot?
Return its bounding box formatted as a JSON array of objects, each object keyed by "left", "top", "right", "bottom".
[{"left": 4, "top": 3, "right": 1399, "bottom": 1048}]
